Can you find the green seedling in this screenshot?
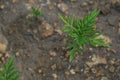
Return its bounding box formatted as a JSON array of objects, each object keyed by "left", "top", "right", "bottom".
[
  {"left": 59, "top": 10, "right": 109, "bottom": 62},
  {"left": 0, "top": 56, "right": 19, "bottom": 80},
  {"left": 31, "top": 7, "right": 43, "bottom": 17}
]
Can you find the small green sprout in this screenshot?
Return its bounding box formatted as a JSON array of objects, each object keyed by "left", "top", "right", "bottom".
[
  {"left": 31, "top": 7, "right": 43, "bottom": 17},
  {"left": 0, "top": 56, "right": 19, "bottom": 80},
  {"left": 59, "top": 10, "right": 109, "bottom": 62}
]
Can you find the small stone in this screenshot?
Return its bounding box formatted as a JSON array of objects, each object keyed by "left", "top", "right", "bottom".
[
  {"left": 54, "top": 29, "right": 62, "bottom": 35},
  {"left": 96, "top": 69, "right": 104, "bottom": 77},
  {"left": 109, "top": 66, "right": 115, "bottom": 72},
  {"left": 48, "top": 5, "right": 54, "bottom": 10},
  {"left": 86, "top": 55, "right": 107, "bottom": 67},
  {"left": 89, "top": 48, "right": 93, "bottom": 51},
  {"left": 91, "top": 68, "right": 97, "bottom": 73},
  {"left": 57, "top": 3, "right": 68, "bottom": 13},
  {"left": 101, "top": 77, "right": 109, "bottom": 80},
  {"left": 109, "top": 58, "right": 116, "bottom": 64},
  {"left": 15, "top": 52, "right": 20, "bottom": 57},
  {"left": 101, "top": 4, "right": 110, "bottom": 15},
  {"left": 38, "top": 69, "right": 42, "bottom": 73},
  {"left": 40, "top": 21, "right": 54, "bottom": 38},
  {"left": 0, "top": 33, "right": 8, "bottom": 53},
  {"left": 0, "top": 5, "right": 5, "bottom": 9},
  {"left": 82, "top": 2, "right": 88, "bottom": 7},
  {"left": 28, "top": 68, "right": 33, "bottom": 72},
  {"left": 12, "top": 0, "right": 17, "bottom": 3},
  {"left": 51, "top": 64, "right": 56, "bottom": 70},
  {"left": 70, "top": 69, "right": 76, "bottom": 74},
  {"left": 49, "top": 50, "right": 56, "bottom": 57},
  {"left": 65, "top": 71, "right": 70, "bottom": 75},
  {"left": 74, "top": 68, "right": 80, "bottom": 73},
  {"left": 5, "top": 52, "right": 10, "bottom": 58},
  {"left": 52, "top": 73, "right": 58, "bottom": 79}
]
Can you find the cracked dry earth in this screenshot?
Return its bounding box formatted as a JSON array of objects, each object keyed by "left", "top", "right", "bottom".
[{"left": 0, "top": 0, "right": 120, "bottom": 80}]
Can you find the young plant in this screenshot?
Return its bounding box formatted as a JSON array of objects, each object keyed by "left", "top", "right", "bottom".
[
  {"left": 0, "top": 56, "right": 19, "bottom": 80},
  {"left": 59, "top": 10, "right": 109, "bottom": 62},
  {"left": 31, "top": 7, "right": 43, "bottom": 17}
]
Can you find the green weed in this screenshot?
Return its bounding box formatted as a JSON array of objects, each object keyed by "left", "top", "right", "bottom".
[
  {"left": 59, "top": 10, "right": 109, "bottom": 62},
  {"left": 31, "top": 7, "right": 43, "bottom": 17},
  {"left": 0, "top": 56, "right": 19, "bottom": 80}
]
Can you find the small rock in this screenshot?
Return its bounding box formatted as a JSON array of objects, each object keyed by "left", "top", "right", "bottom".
[
  {"left": 109, "top": 66, "right": 115, "bottom": 72},
  {"left": 15, "top": 52, "right": 20, "bottom": 57},
  {"left": 70, "top": 69, "right": 76, "bottom": 74},
  {"left": 82, "top": 2, "right": 88, "bottom": 7},
  {"left": 57, "top": 3, "right": 68, "bottom": 13},
  {"left": 74, "top": 67, "right": 80, "bottom": 73},
  {"left": 12, "top": 0, "right": 17, "bottom": 3},
  {"left": 0, "top": 5, "right": 5, "bottom": 9},
  {"left": 96, "top": 69, "right": 104, "bottom": 77},
  {"left": 38, "top": 69, "right": 42, "bottom": 73},
  {"left": 54, "top": 28, "right": 62, "bottom": 35},
  {"left": 101, "top": 4, "right": 110, "bottom": 15},
  {"left": 28, "top": 67, "right": 33, "bottom": 72},
  {"left": 86, "top": 55, "right": 107, "bottom": 68},
  {"left": 91, "top": 68, "right": 97, "bottom": 73},
  {"left": 65, "top": 71, "right": 70, "bottom": 75},
  {"left": 84, "top": 67, "right": 89, "bottom": 74},
  {"left": 101, "top": 77, "right": 109, "bottom": 80},
  {"left": 89, "top": 48, "right": 93, "bottom": 51},
  {"left": 48, "top": 5, "right": 54, "bottom": 10},
  {"left": 5, "top": 52, "right": 10, "bottom": 58},
  {"left": 40, "top": 21, "right": 54, "bottom": 38},
  {"left": 51, "top": 64, "right": 56, "bottom": 70},
  {"left": 49, "top": 50, "right": 57, "bottom": 57},
  {"left": 0, "top": 33, "right": 8, "bottom": 53},
  {"left": 52, "top": 73, "right": 58, "bottom": 79}
]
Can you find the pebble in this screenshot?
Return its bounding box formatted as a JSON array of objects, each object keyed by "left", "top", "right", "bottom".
[
  {"left": 52, "top": 73, "right": 58, "bottom": 79},
  {"left": 49, "top": 50, "right": 57, "bottom": 57},
  {"left": 38, "top": 69, "right": 42, "bottom": 73},
  {"left": 0, "top": 5, "right": 5, "bottom": 9},
  {"left": 65, "top": 71, "right": 70, "bottom": 75},
  {"left": 57, "top": 3, "right": 68, "bottom": 13},
  {"left": 109, "top": 66, "right": 115, "bottom": 72},
  {"left": 54, "top": 28, "right": 62, "bottom": 35},
  {"left": 15, "top": 52, "right": 20, "bottom": 57},
  {"left": 101, "top": 77, "right": 109, "bottom": 80},
  {"left": 101, "top": 4, "right": 110, "bottom": 15},
  {"left": 91, "top": 68, "right": 97, "bottom": 73},
  {"left": 40, "top": 21, "right": 54, "bottom": 38},
  {"left": 0, "top": 33, "right": 8, "bottom": 53},
  {"left": 51, "top": 64, "right": 56, "bottom": 70},
  {"left": 82, "top": 2, "right": 88, "bottom": 7},
  {"left": 70, "top": 69, "right": 76, "bottom": 74}
]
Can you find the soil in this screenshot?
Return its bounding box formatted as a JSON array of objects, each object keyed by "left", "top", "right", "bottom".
[{"left": 0, "top": 0, "right": 120, "bottom": 80}]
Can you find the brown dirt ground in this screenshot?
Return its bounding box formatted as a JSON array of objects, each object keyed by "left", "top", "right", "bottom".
[{"left": 0, "top": 0, "right": 120, "bottom": 80}]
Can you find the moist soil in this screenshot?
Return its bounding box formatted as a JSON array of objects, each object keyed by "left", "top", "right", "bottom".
[{"left": 0, "top": 0, "right": 120, "bottom": 80}]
